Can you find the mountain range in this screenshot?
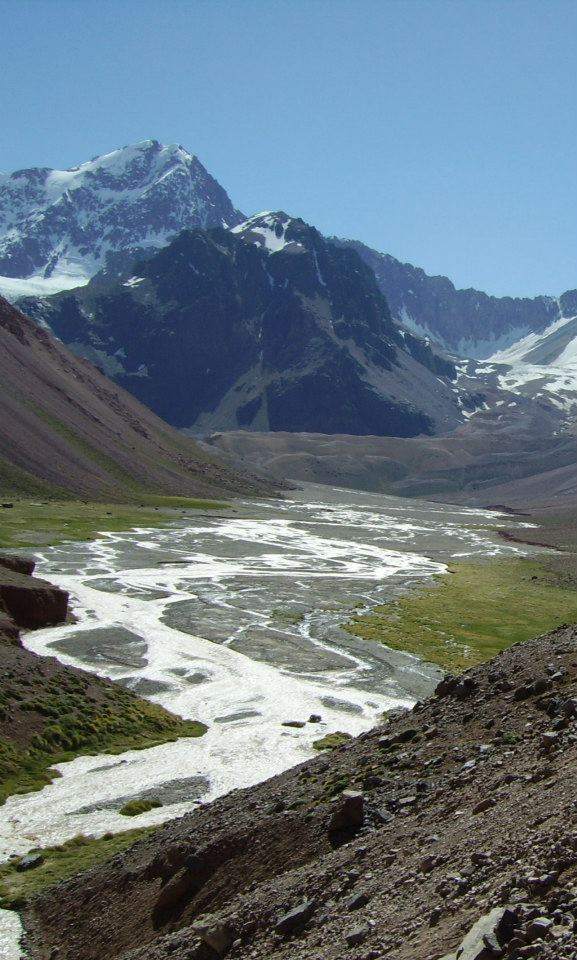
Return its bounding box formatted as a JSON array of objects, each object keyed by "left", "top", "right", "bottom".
[
  {"left": 337, "top": 239, "right": 577, "bottom": 415},
  {"left": 21, "top": 212, "right": 469, "bottom": 439}
]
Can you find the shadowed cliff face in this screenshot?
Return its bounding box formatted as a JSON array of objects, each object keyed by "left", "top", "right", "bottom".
[{"left": 22, "top": 217, "right": 463, "bottom": 438}]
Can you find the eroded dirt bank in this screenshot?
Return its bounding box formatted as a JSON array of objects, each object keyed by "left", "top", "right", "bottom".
[{"left": 24, "top": 623, "right": 577, "bottom": 960}]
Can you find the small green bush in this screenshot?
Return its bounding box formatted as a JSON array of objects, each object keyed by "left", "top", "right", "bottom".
[{"left": 119, "top": 799, "right": 163, "bottom": 817}]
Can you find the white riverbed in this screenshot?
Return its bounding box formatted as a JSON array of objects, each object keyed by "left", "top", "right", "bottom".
[{"left": 0, "top": 485, "right": 529, "bottom": 956}]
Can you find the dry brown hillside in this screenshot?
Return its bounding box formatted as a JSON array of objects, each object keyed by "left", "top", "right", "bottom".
[{"left": 0, "top": 297, "right": 272, "bottom": 500}]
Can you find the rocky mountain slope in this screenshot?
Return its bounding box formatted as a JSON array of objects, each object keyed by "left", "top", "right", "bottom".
[
  {"left": 331, "top": 240, "right": 577, "bottom": 420},
  {"left": 337, "top": 238, "right": 577, "bottom": 358},
  {"left": 3, "top": 136, "right": 573, "bottom": 438},
  {"left": 0, "top": 141, "right": 243, "bottom": 300},
  {"left": 0, "top": 295, "right": 269, "bottom": 499},
  {"left": 23, "top": 622, "right": 577, "bottom": 960},
  {"left": 21, "top": 214, "right": 467, "bottom": 438}
]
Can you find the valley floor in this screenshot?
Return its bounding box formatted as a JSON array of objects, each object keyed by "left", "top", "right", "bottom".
[
  {"left": 23, "top": 623, "right": 577, "bottom": 960},
  {"left": 0, "top": 485, "right": 575, "bottom": 959}
]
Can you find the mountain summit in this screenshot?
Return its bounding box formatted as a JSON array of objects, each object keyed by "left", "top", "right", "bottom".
[{"left": 0, "top": 140, "right": 243, "bottom": 299}]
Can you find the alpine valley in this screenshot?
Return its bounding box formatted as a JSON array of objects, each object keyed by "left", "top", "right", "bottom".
[{"left": 0, "top": 140, "right": 576, "bottom": 960}]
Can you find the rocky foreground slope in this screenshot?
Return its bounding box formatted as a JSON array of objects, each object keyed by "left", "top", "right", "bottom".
[{"left": 23, "top": 623, "right": 577, "bottom": 960}]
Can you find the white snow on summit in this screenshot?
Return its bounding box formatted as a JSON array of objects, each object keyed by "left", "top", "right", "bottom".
[{"left": 0, "top": 140, "right": 243, "bottom": 300}]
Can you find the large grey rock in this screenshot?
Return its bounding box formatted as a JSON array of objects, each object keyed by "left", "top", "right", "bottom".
[
  {"left": 441, "top": 907, "right": 518, "bottom": 959},
  {"left": 329, "top": 790, "right": 364, "bottom": 832},
  {"left": 275, "top": 899, "right": 316, "bottom": 935},
  {"left": 192, "top": 914, "right": 236, "bottom": 956}
]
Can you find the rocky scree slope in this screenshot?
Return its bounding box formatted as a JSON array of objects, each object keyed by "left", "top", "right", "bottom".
[
  {"left": 21, "top": 213, "right": 465, "bottom": 438},
  {"left": 205, "top": 413, "right": 576, "bottom": 504},
  {"left": 0, "top": 140, "right": 243, "bottom": 298},
  {"left": 0, "top": 295, "right": 270, "bottom": 499},
  {"left": 336, "top": 238, "right": 577, "bottom": 360},
  {"left": 23, "top": 624, "right": 577, "bottom": 960}
]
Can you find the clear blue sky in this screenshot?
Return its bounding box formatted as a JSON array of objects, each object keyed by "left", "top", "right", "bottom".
[{"left": 2, "top": 0, "right": 575, "bottom": 297}]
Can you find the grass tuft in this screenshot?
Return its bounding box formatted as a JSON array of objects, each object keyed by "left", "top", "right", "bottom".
[
  {"left": 313, "top": 731, "right": 352, "bottom": 751},
  {"left": 119, "top": 799, "right": 162, "bottom": 817}
]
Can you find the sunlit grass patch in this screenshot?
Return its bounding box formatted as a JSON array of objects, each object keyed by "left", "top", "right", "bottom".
[
  {"left": 0, "top": 496, "right": 229, "bottom": 549},
  {"left": 119, "top": 799, "right": 162, "bottom": 817},
  {"left": 313, "top": 731, "right": 352, "bottom": 751},
  {"left": 344, "top": 558, "right": 577, "bottom": 672}
]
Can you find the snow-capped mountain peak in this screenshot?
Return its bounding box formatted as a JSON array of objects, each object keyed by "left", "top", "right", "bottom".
[
  {"left": 0, "top": 140, "right": 244, "bottom": 299},
  {"left": 231, "top": 211, "right": 306, "bottom": 255}
]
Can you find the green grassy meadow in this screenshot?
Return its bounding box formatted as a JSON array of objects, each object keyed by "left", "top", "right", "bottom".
[{"left": 345, "top": 557, "right": 577, "bottom": 672}]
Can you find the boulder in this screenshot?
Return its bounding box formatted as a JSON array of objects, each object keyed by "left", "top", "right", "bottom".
[
  {"left": 345, "top": 924, "right": 370, "bottom": 946},
  {"left": 329, "top": 791, "right": 364, "bottom": 832},
  {"left": 0, "top": 553, "right": 35, "bottom": 575},
  {"left": 347, "top": 891, "right": 370, "bottom": 910},
  {"left": 16, "top": 853, "right": 44, "bottom": 872},
  {"left": 192, "top": 915, "right": 236, "bottom": 956},
  {"left": 275, "top": 899, "right": 316, "bottom": 935},
  {"left": 441, "top": 906, "right": 518, "bottom": 959}
]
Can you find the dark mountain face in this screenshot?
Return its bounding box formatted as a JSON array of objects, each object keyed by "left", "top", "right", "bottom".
[
  {"left": 22, "top": 215, "right": 463, "bottom": 439},
  {"left": 0, "top": 140, "right": 243, "bottom": 286},
  {"left": 335, "top": 239, "right": 576, "bottom": 358}
]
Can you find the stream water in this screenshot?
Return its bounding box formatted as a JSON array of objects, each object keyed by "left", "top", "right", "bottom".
[{"left": 0, "top": 484, "right": 530, "bottom": 957}]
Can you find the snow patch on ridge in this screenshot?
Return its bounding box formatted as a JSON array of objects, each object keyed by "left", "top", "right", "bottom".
[
  {"left": 487, "top": 313, "right": 577, "bottom": 410},
  {"left": 232, "top": 212, "right": 304, "bottom": 255},
  {"left": 0, "top": 272, "right": 91, "bottom": 301}
]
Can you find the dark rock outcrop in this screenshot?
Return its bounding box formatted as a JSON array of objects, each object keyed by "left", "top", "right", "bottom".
[
  {"left": 21, "top": 216, "right": 462, "bottom": 438},
  {"left": 0, "top": 554, "right": 35, "bottom": 575},
  {"left": 0, "top": 567, "right": 68, "bottom": 630},
  {"left": 0, "top": 609, "right": 20, "bottom": 644}
]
